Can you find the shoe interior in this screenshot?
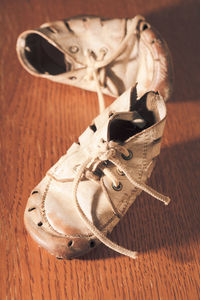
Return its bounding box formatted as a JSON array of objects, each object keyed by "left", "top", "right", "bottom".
[
  {"left": 24, "top": 34, "right": 70, "bottom": 75},
  {"left": 109, "top": 92, "right": 155, "bottom": 142}
]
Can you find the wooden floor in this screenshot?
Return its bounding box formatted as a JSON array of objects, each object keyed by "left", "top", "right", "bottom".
[{"left": 0, "top": 0, "right": 200, "bottom": 299}]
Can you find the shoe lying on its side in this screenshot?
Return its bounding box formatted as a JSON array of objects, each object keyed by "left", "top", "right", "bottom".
[
  {"left": 16, "top": 15, "right": 173, "bottom": 112},
  {"left": 24, "top": 86, "right": 170, "bottom": 259}
]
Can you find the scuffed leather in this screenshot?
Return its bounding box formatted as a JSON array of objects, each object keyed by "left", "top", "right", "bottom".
[
  {"left": 17, "top": 15, "right": 173, "bottom": 101},
  {"left": 24, "top": 88, "right": 167, "bottom": 258}
]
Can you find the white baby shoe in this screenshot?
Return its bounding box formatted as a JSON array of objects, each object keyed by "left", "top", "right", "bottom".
[
  {"left": 17, "top": 15, "right": 173, "bottom": 112},
  {"left": 24, "top": 86, "right": 170, "bottom": 259}
]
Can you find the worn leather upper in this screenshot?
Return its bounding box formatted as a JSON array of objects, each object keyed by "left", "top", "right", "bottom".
[
  {"left": 24, "top": 88, "right": 167, "bottom": 258},
  {"left": 17, "top": 15, "right": 173, "bottom": 101}
]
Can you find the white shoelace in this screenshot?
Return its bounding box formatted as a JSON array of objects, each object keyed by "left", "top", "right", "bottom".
[
  {"left": 75, "top": 16, "right": 143, "bottom": 113},
  {"left": 48, "top": 139, "right": 170, "bottom": 259}
]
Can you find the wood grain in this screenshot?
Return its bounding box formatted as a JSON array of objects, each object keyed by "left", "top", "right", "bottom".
[{"left": 0, "top": 0, "right": 200, "bottom": 299}]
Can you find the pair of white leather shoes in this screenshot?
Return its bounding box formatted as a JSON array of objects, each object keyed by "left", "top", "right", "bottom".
[{"left": 17, "top": 15, "right": 173, "bottom": 259}]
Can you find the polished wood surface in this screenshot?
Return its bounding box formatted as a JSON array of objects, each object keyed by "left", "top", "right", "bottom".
[{"left": 0, "top": 0, "right": 200, "bottom": 299}]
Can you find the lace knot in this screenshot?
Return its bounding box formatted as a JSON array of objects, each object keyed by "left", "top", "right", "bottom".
[
  {"left": 99, "top": 148, "right": 116, "bottom": 161},
  {"left": 94, "top": 140, "right": 117, "bottom": 161}
]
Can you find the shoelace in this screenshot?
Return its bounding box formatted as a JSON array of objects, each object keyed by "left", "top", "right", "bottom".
[
  {"left": 48, "top": 139, "right": 170, "bottom": 259},
  {"left": 70, "top": 15, "right": 143, "bottom": 113}
]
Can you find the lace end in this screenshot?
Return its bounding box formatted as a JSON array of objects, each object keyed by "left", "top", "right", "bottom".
[
  {"left": 127, "top": 251, "right": 138, "bottom": 260},
  {"left": 164, "top": 196, "right": 171, "bottom": 205}
]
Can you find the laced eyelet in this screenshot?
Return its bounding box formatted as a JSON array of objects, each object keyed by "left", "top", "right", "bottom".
[
  {"left": 69, "top": 45, "right": 79, "bottom": 54},
  {"left": 116, "top": 168, "right": 125, "bottom": 176},
  {"left": 112, "top": 182, "right": 122, "bottom": 191},
  {"left": 121, "top": 149, "right": 133, "bottom": 160}
]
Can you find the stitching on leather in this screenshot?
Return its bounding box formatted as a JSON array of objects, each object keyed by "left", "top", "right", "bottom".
[
  {"left": 40, "top": 159, "right": 120, "bottom": 238},
  {"left": 40, "top": 129, "right": 152, "bottom": 239},
  {"left": 141, "top": 33, "right": 161, "bottom": 92}
]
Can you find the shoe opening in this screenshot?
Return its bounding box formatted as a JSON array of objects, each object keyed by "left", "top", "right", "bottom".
[
  {"left": 109, "top": 91, "right": 156, "bottom": 143},
  {"left": 109, "top": 118, "right": 152, "bottom": 142},
  {"left": 24, "top": 33, "right": 71, "bottom": 75}
]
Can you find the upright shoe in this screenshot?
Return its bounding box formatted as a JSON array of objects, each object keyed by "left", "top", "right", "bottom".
[
  {"left": 24, "top": 86, "right": 170, "bottom": 259},
  {"left": 16, "top": 15, "right": 173, "bottom": 112}
]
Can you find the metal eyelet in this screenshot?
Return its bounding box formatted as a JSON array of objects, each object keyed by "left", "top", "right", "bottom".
[
  {"left": 121, "top": 149, "right": 133, "bottom": 160},
  {"left": 116, "top": 168, "right": 125, "bottom": 176},
  {"left": 112, "top": 182, "right": 123, "bottom": 191},
  {"left": 69, "top": 45, "right": 79, "bottom": 54}
]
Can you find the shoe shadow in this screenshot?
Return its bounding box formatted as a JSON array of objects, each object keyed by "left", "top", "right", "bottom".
[
  {"left": 76, "top": 2, "right": 200, "bottom": 261},
  {"left": 80, "top": 139, "right": 200, "bottom": 262},
  {"left": 145, "top": 2, "right": 200, "bottom": 102}
]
